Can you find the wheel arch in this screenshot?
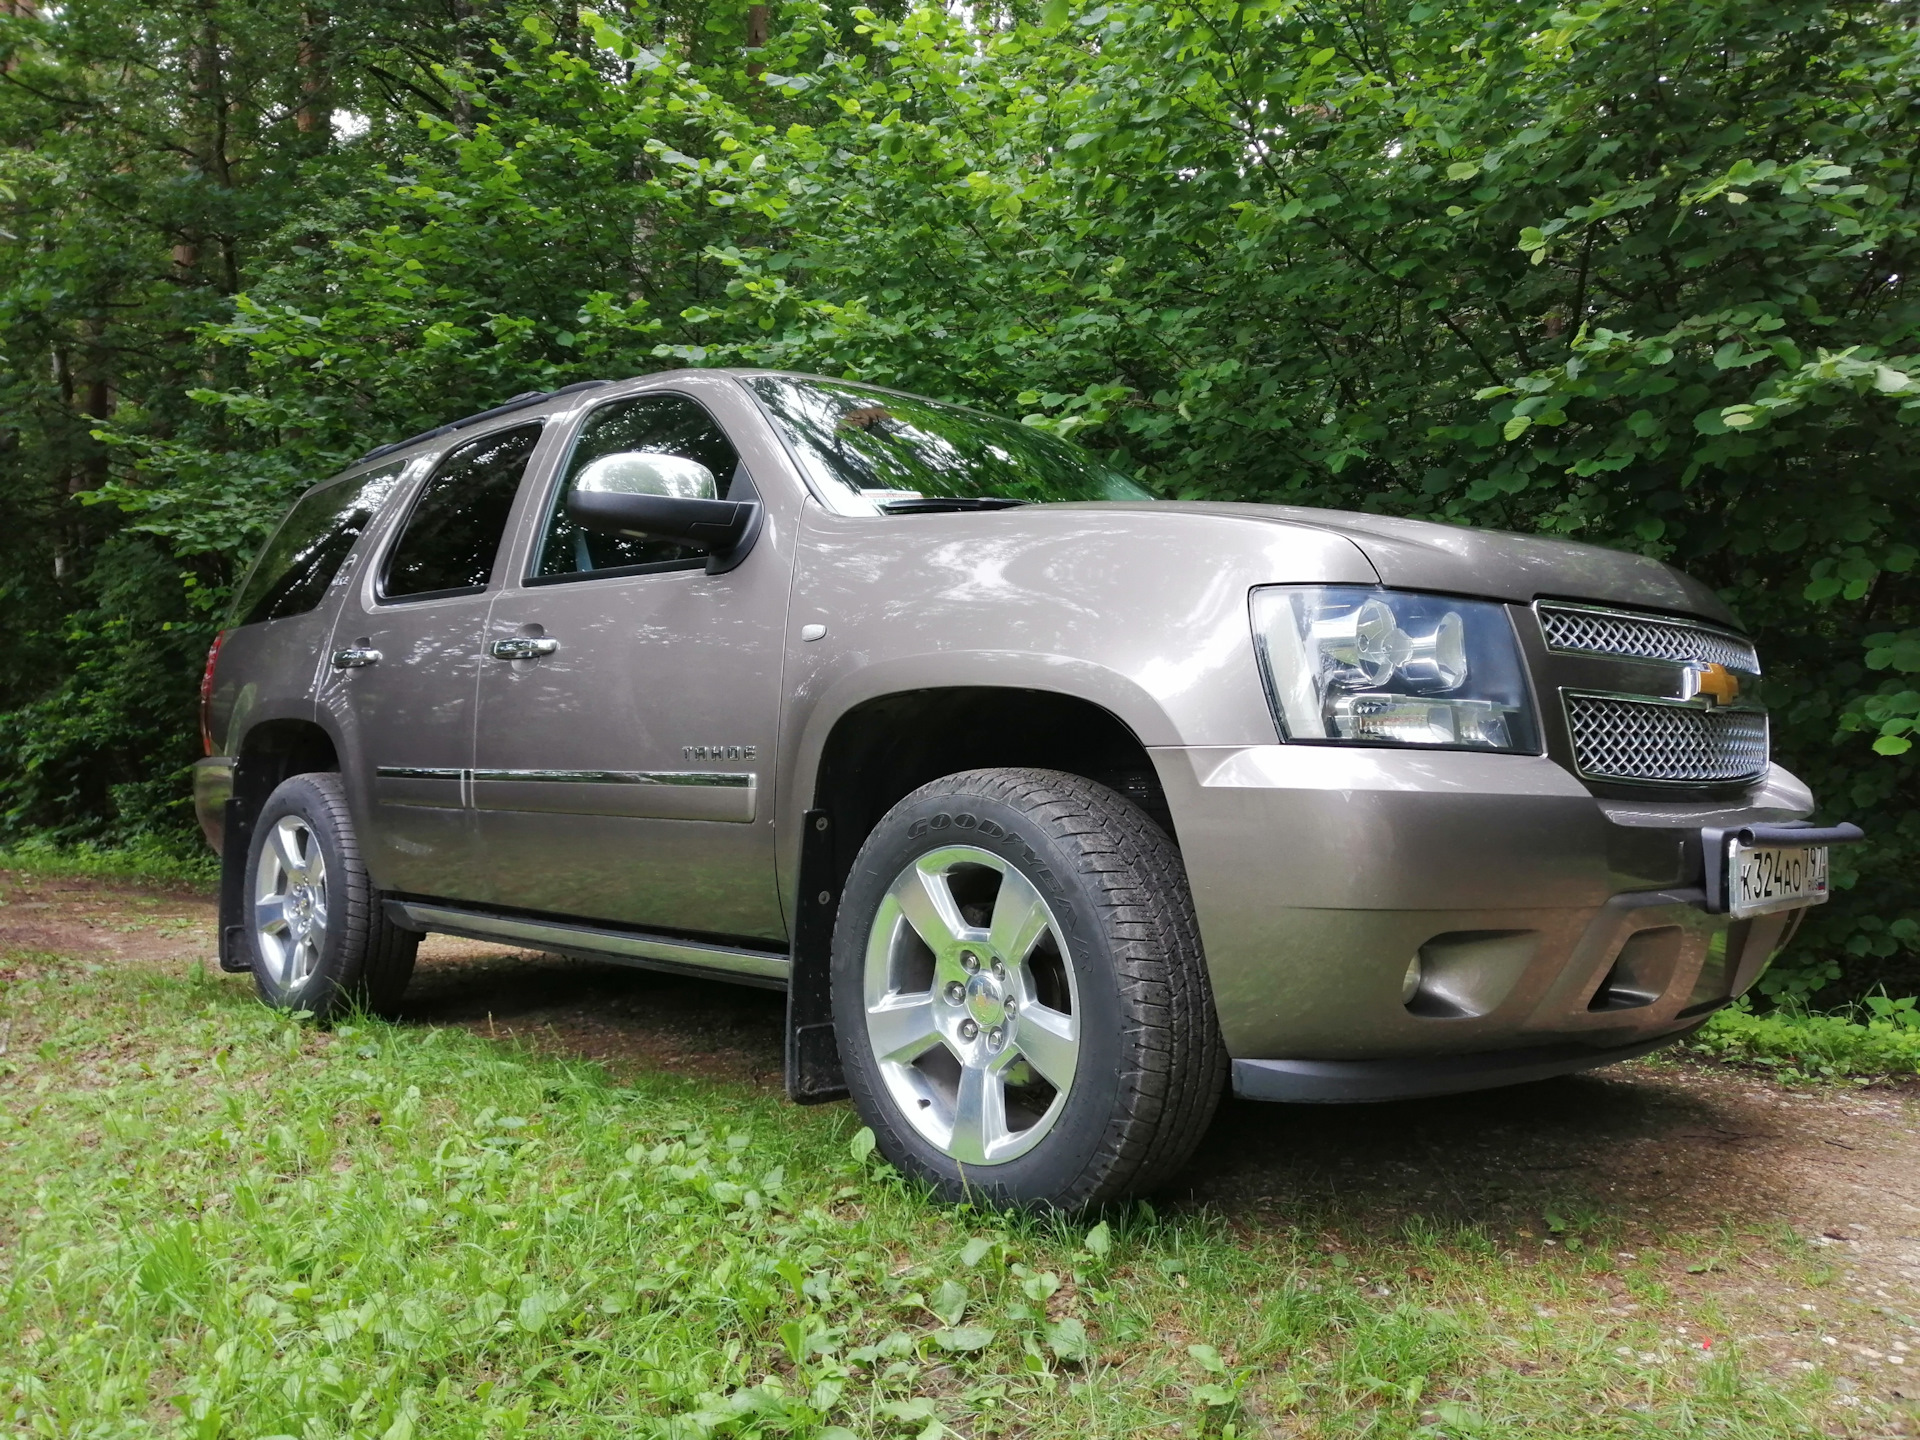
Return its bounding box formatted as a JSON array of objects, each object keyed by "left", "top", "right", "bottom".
[
  {"left": 784, "top": 679, "right": 1175, "bottom": 1104},
  {"left": 217, "top": 715, "right": 343, "bottom": 973}
]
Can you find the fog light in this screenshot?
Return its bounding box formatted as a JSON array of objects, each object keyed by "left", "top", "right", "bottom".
[{"left": 1401, "top": 954, "right": 1423, "bottom": 1005}]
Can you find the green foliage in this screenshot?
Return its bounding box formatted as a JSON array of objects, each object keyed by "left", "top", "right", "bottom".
[
  {"left": 2, "top": 0, "right": 1916, "bottom": 997},
  {"left": 1687, "top": 996, "right": 1920, "bottom": 1080}
]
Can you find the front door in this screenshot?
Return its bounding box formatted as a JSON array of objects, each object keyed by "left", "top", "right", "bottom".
[
  {"left": 324, "top": 422, "right": 546, "bottom": 901},
  {"left": 472, "top": 389, "right": 790, "bottom": 941}
]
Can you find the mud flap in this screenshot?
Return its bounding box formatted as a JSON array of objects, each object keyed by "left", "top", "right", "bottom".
[
  {"left": 217, "top": 797, "right": 255, "bottom": 973},
  {"left": 785, "top": 808, "right": 847, "bottom": 1103}
]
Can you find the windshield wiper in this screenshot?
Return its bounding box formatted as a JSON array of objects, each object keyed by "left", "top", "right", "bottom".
[{"left": 874, "top": 496, "right": 1029, "bottom": 514}]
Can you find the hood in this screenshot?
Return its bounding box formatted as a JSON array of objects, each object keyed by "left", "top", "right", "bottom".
[{"left": 1139, "top": 502, "right": 1739, "bottom": 629}]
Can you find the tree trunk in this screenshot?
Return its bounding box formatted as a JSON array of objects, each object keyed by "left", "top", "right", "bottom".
[
  {"left": 296, "top": 7, "right": 329, "bottom": 150},
  {"left": 745, "top": 3, "right": 768, "bottom": 78}
]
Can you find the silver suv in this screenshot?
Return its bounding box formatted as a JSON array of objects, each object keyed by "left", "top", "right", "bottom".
[{"left": 194, "top": 369, "right": 1858, "bottom": 1208}]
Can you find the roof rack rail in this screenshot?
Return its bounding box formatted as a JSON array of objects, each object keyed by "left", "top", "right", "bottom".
[{"left": 355, "top": 379, "right": 614, "bottom": 465}]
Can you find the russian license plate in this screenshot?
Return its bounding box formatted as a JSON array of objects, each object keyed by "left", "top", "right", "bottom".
[{"left": 1730, "top": 842, "right": 1830, "bottom": 918}]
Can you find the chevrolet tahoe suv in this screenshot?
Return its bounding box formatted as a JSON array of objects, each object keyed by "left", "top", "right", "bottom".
[{"left": 194, "top": 369, "right": 1858, "bottom": 1209}]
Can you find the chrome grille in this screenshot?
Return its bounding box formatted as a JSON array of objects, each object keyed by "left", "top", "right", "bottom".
[
  {"left": 1539, "top": 604, "right": 1758, "bottom": 673},
  {"left": 1564, "top": 695, "right": 1769, "bottom": 784}
]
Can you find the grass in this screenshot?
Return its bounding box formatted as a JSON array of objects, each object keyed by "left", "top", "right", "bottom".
[
  {"left": 0, "top": 834, "right": 218, "bottom": 890},
  {"left": 0, "top": 948, "right": 1896, "bottom": 1439}
]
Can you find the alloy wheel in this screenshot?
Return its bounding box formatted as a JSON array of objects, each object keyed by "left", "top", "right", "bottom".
[
  {"left": 254, "top": 815, "right": 329, "bottom": 992},
  {"left": 863, "top": 845, "right": 1081, "bottom": 1166}
]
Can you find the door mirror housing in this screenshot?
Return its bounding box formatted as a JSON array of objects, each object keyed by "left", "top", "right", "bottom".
[
  {"left": 574, "top": 451, "right": 718, "bottom": 500},
  {"left": 567, "top": 453, "right": 763, "bottom": 575}
]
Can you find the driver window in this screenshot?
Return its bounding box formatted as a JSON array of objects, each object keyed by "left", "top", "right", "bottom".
[{"left": 533, "top": 393, "right": 747, "bottom": 581}]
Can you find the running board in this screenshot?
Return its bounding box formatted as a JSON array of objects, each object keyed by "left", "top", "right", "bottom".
[{"left": 384, "top": 900, "right": 791, "bottom": 990}]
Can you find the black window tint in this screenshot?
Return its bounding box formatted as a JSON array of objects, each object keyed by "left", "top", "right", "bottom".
[
  {"left": 228, "top": 464, "right": 406, "bottom": 628},
  {"left": 382, "top": 424, "right": 542, "bottom": 600},
  {"left": 534, "top": 394, "right": 744, "bottom": 581}
]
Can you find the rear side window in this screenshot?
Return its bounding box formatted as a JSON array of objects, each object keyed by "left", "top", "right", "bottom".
[
  {"left": 382, "top": 424, "right": 542, "bottom": 601},
  {"left": 227, "top": 464, "right": 406, "bottom": 628}
]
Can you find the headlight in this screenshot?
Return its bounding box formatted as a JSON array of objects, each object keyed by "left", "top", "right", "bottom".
[{"left": 1250, "top": 586, "right": 1539, "bottom": 752}]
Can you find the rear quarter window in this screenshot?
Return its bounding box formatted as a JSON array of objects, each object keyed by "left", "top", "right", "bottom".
[{"left": 227, "top": 464, "right": 406, "bottom": 628}]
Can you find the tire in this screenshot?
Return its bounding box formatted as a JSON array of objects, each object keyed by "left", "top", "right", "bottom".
[
  {"left": 831, "top": 768, "right": 1226, "bottom": 1209},
  {"left": 244, "top": 772, "right": 418, "bottom": 1021}
]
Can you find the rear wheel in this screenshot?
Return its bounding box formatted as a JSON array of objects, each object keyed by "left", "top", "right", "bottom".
[
  {"left": 831, "top": 768, "right": 1225, "bottom": 1209},
  {"left": 245, "top": 772, "right": 418, "bottom": 1020}
]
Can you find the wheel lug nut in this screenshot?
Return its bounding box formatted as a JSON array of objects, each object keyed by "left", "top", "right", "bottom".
[
  {"left": 988, "top": 1027, "right": 1004, "bottom": 1049},
  {"left": 944, "top": 981, "right": 965, "bottom": 1004},
  {"left": 991, "top": 956, "right": 1005, "bottom": 976},
  {"left": 1003, "top": 999, "right": 1016, "bottom": 1017},
  {"left": 959, "top": 1019, "right": 979, "bottom": 1041},
  {"left": 961, "top": 951, "right": 979, "bottom": 972}
]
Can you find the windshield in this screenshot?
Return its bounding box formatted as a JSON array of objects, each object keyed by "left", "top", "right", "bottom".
[{"left": 741, "top": 375, "right": 1151, "bottom": 512}]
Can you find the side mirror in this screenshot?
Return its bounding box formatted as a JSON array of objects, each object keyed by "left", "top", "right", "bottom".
[{"left": 566, "top": 451, "right": 763, "bottom": 575}]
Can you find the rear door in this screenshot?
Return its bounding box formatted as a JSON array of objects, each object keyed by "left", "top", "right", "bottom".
[
  {"left": 322, "top": 422, "right": 547, "bottom": 901},
  {"left": 470, "top": 385, "right": 792, "bottom": 941}
]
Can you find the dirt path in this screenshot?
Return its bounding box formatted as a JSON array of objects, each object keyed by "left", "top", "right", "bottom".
[{"left": 6, "top": 870, "right": 1917, "bottom": 1423}]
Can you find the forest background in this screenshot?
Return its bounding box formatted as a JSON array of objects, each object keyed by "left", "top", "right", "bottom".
[{"left": 0, "top": 0, "right": 1914, "bottom": 1004}]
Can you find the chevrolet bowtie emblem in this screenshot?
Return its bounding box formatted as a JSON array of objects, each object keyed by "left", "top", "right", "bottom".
[{"left": 1683, "top": 662, "right": 1741, "bottom": 706}]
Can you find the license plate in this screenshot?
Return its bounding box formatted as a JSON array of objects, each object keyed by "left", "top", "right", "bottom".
[{"left": 1730, "top": 842, "right": 1829, "bottom": 918}]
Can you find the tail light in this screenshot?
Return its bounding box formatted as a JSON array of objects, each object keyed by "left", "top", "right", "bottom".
[{"left": 200, "top": 630, "right": 228, "bottom": 755}]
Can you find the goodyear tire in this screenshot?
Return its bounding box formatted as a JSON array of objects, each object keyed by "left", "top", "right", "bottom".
[{"left": 831, "top": 768, "right": 1226, "bottom": 1208}]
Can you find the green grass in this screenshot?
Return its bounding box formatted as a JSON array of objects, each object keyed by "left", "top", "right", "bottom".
[
  {"left": 1688, "top": 997, "right": 1920, "bottom": 1081},
  {"left": 1, "top": 951, "right": 1890, "bottom": 1439},
  {"left": 0, "top": 834, "right": 218, "bottom": 890}
]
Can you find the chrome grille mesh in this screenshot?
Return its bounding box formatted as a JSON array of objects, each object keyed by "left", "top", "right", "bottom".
[
  {"left": 1564, "top": 695, "right": 1769, "bottom": 784},
  {"left": 1539, "top": 605, "right": 1758, "bottom": 673}
]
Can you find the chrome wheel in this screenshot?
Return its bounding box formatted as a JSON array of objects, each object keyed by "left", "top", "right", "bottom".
[
  {"left": 254, "top": 815, "right": 329, "bottom": 992},
  {"left": 864, "top": 845, "right": 1080, "bottom": 1166}
]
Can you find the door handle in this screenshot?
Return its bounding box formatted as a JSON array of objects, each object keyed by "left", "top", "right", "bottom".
[
  {"left": 331, "top": 646, "right": 382, "bottom": 669},
  {"left": 489, "top": 636, "right": 559, "bottom": 661}
]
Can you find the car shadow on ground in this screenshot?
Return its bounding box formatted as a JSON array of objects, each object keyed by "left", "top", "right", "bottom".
[{"left": 397, "top": 938, "right": 1876, "bottom": 1248}]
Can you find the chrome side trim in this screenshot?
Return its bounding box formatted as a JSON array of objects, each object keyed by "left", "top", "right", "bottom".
[
  {"left": 466, "top": 768, "right": 752, "bottom": 788},
  {"left": 384, "top": 900, "right": 790, "bottom": 989},
  {"left": 376, "top": 766, "right": 464, "bottom": 781}
]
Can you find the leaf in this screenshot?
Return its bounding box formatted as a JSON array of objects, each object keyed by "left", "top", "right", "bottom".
[
  {"left": 1446, "top": 162, "right": 1479, "bottom": 181},
  {"left": 1502, "top": 415, "right": 1531, "bottom": 441},
  {"left": 960, "top": 1237, "right": 995, "bottom": 1267},
  {"left": 1046, "top": 1316, "right": 1093, "bottom": 1363},
  {"left": 933, "top": 1324, "right": 994, "bottom": 1351},
  {"left": 1064, "top": 133, "right": 1101, "bottom": 150},
  {"left": 1039, "top": 0, "right": 1070, "bottom": 27},
  {"left": 516, "top": 1290, "right": 564, "bottom": 1332},
  {"left": 929, "top": 1277, "right": 969, "bottom": 1326},
  {"left": 1872, "top": 734, "right": 1912, "bottom": 756},
  {"left": 1083, "top": 1220, "right": 1111, "bottom": 1258},
  {"left": 1188, "top": 1342, "right": 1228, "bottom": 1375},
  {"left": 1873, "top": 365, "right": 1912, "bottom": 393},
  {"left": 849, "top": 1126, "right": 876, "bottom": 1163}
]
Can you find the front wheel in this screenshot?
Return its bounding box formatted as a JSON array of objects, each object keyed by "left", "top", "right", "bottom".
[
  {"left": 831, "top": 768, "right": 1225, "bottom": 1209},
  {"left": 245, "top": 772, "right": 418, "bottom": 1021}
]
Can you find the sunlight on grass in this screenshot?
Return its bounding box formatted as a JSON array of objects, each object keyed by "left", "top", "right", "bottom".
[{"left": 0, "top": 953, "right": 1869, "bottom": 1438}]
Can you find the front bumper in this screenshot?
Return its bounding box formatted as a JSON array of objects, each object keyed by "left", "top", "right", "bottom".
[{"left": 1151, "top": 745, "right": 1816, "bottom": 1087}]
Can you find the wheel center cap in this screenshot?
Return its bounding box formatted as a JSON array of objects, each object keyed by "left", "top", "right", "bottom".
[{"left": 964, "top": 971, "right": 1007, "bottom": 1028}]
